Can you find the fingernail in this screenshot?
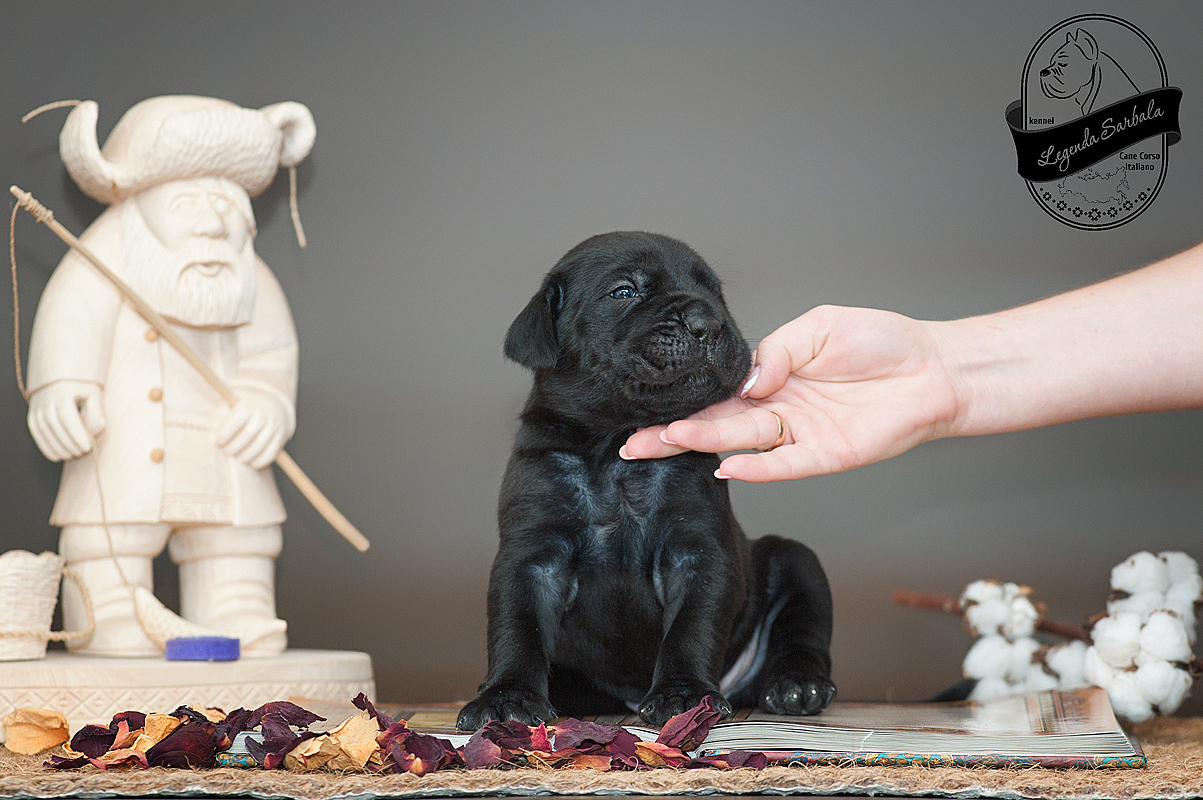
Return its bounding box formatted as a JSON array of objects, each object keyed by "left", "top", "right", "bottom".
[
  {"left": 714, "top": 468, "right": 729, "bottom": 480},
  {"left": 659, "top": 430, "right": 678, "bottom": 446},
  {"left": 618, "top": 445, "right": 634, "bottom": 460},
  {"left": 740, "top": 365, "right": 760, "bottom": 398}
]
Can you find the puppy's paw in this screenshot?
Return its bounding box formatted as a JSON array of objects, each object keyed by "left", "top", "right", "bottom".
[
  {"left": 638, "top": 684, "right": 731, "bottom": 727},
  {"left": 760, "top": 672, "right": 836, "bottom": 715},
  {"left": 457, "top": 686, "right": 556, "bottom": 730}
]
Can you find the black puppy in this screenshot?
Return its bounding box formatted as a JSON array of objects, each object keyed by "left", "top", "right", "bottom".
[{"left": 458, "top": 232, "right": 835, "bottom": 729}]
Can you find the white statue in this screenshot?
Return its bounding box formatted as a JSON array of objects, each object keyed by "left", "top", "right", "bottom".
[{"left": 24, "top": 95, "right": 316, "bottom": 658}]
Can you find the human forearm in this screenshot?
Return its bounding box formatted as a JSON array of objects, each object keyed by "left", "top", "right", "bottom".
[{"left": 939, "top": 240, "right": 1203, "bottom": 438}]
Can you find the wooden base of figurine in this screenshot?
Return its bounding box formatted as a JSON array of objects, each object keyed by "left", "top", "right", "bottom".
[{"left": 0, "top": 649, "right": 374, "bottom": 735}]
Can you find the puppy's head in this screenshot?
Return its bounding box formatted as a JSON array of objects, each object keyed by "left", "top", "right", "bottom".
[
  {"left": 1039, "top": 29, "right": 1098, "bottom": 99},
  {"left": 506, "top": 232, "right": 750, "bottom": 427}
]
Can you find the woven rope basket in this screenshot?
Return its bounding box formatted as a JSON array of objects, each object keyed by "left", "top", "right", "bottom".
[{"left": 0, "top": 550, "right": 91, "bottom": 660}]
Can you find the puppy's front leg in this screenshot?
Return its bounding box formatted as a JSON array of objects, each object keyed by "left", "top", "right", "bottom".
[
  {"left": 457, "top": 539, "right": 573, "bottom": 729},
  {"left": 639, "top": 531, "right": 742, "bottom": 725}
]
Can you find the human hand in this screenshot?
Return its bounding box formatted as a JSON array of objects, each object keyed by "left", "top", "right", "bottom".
[
  {"left": 621, "top": 305, "right": 961, "bottom": 482},
  {"left": 27, "top": 380, "right": 107, "bottom": 462},
  {"left": 216, "top": 389, "right": 292, "bottom": 469}
]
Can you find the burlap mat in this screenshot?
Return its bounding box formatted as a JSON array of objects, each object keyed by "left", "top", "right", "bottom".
[{"left": 1, "top": 716, "right": 1200, "bottom": 799}]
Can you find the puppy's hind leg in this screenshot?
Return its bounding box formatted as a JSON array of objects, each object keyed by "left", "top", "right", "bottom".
[{"left": 750, "top": 536, "right": 836, "bottom": 715}]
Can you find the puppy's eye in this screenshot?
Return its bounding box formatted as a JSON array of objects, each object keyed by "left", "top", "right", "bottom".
[{"left": 609, "top": 285, "right": 638, "bottom": 300}]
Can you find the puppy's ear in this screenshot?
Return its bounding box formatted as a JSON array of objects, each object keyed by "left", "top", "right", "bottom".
[{"left": 504, "top": 279, "right": 563, "bottom": 369}]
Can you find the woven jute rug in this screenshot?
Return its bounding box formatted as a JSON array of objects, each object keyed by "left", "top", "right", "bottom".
[{"left": 1, "top": 716, "right": 1200, "bottom": 799}]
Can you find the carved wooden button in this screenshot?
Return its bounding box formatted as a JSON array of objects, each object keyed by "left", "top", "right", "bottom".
[
  {"left": 145, "top": 328, "right": 159, "bottom": 342},
  {"left": 148, "top": 387, "right": 163, "bottom": 402},
  {"left": 150, "top": 448, "right": 165, "bottom": 463}
]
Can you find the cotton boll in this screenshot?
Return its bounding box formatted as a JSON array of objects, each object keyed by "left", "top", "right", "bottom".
[
  {"left": 1107, "top": 671, "right": 1155, "bottom": 724},
  {"left": 1138, "top": 610, "right": 1193, "bottom": 663},
  {"left": 969, "top": 676, "right": 1012, "bottom": 701},
  {"left": 963, "top": 634, "right": 1013, "bottom": 680},
  {"left": 1001, "top": 595, "right": 1040, "bottom": 640},
  {"left": 961, "top": 580, "right": 1006, "bottom": 606},
  {"left": 1045, "top": 640, "right": 1088, "bottom": 686},
  {"left": 1083, "top": 645, "right": 1116, "bottom": 689},
  {"left": 1159, "top": 552, "right": 1200, "bottom": 587},
  {"left": 1111, "top": 552, "right": 1171, "bottom": 595},
  {"left": 963, "top": 599, "right": 1010, "bottom": 637},
  {"left": 1107, "top": 590, "right": 1167, "bottom": 619},
  {"left": 1091, "top": 612, "right": 1143, "bottom": 668},
  {"left": 1006, "top": 637, "right": 1041, "bottom": 684},
  {"left": 961, "top": 580, "right": 1009, "bottom": 637},
  {"left": 1023, "top": 662, "right": 1061, "bottom": 692},
  {"left": 1135, "top": 660, "right": 1193, "bottom": 715}
]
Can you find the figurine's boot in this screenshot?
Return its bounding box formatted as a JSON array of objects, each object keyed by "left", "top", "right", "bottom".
[
  {"left": 169, "top": 525, "right": 287, "bottom": 656},
  {"left": 59, "top": 524, "right": 171, "bottom": 657}
]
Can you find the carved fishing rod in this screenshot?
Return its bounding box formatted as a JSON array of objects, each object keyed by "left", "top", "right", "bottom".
[{"left": 10, "top": 185, "right": 369, "bottom": 553}]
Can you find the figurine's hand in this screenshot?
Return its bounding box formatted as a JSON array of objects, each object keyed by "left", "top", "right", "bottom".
[
  {"left": 27, "top": 380, "right": 107, "bottom": 462},
  {"left": 216, "top": 389, "right": 291, "bottom": 469}
]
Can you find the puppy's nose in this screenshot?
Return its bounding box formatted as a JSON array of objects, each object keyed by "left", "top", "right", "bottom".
[{"left": 683, "top": 307, "right": 723, "bottom": 342}]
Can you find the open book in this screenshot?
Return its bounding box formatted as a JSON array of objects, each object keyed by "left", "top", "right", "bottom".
[{"left": 299, "top": 686, "right": 1144, "bottom": 769}]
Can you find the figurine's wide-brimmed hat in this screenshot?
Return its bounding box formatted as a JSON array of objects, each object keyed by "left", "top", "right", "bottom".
[{"left": 59, "top": 95, "right": 316, "bottom": 204}]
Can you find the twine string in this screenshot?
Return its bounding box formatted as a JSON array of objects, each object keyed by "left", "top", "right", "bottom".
[{"left": 288, "top": 165, "right": 307, "bottom": 248}]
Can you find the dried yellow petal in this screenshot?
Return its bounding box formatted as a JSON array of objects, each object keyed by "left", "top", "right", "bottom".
[{"left": 2, "top": 708, "right": 70, "bottom": 755}]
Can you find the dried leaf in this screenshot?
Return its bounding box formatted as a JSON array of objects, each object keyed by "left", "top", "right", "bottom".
[
  {"left": 284, "top": 734, "right": 339, "bottom": 772},
  {"left": 656, "top": 695, "right": 722, "bottom": 751},
  {"left": 132, "top": 714, "right": 182, "bottom": 752},
  {"left": 324, "top": 711, "right": 381, "bottom": 771},
  {"left": 2, "top": 708, "right": 70, "bottom": 755}
]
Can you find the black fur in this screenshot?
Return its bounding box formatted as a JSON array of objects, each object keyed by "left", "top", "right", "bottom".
[{"left": 458, "top": 232, "right": 835, "bottom": 729}]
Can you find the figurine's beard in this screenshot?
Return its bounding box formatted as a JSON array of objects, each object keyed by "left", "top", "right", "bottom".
[{"left": 120, "top": 201, "right": 257, "bottom": 328}]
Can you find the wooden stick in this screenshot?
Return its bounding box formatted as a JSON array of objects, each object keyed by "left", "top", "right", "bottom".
[{"left": 10, "top": 185, "right": 370, "bottom": 553}]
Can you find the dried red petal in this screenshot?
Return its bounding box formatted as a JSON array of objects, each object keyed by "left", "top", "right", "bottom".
[
  {"left": 686, "top": 749, "right": 769, "bottom": 769},
  {"left": 44, "top": 754, "right": 91, "bottom": 770},
  {"left": 69, "top": 724, "right": 116, "bottom": 758},
  {"left": 552, "top": 718, "right": 640, "bottom": 756},
  {"left": 110, "top": 711, "right": 146, "bottom": 732},
  {"left": 89, "top": 748, "right": 150, "bottom": 770},
  {"left": 145, "top": 723, "right": 217, "bottom": 768},
  {"left": 351, "top": 692, "right": 394, "bottom": 730},
  {"left": 247, "top": 701, "right": 324, "bottom": 730},
  {"left": 375, "top": 720, "right": 412, "bottom": 752},
  {"left": 656, "top": 695, "right": 722, "bottom": 751},
  {"left": 387, "top": 731, "right": 458, "bottom": 776},
  {"left": 462, "top": 731, "right": 508, "bottom": 769},
  {"left": 478, "top": 719, "right": 553, "bottom": 754},
  {"left": 634, "top": 740, "right": 690, "bottom": 767}
]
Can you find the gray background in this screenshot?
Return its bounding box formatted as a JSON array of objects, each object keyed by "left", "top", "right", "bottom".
[{"left": 3, "top": 1, "right": 1201, "bottom": 716}]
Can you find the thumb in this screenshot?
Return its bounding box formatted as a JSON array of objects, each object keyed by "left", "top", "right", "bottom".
[
  {"left": 79, "top": 388, "right": 107, "bottom": 438},
  {"left": 745, "top": 308, "right": 831, "bottom": 399}
]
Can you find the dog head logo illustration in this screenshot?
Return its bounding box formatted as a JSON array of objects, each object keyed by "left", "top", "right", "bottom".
[
  {"left": 1039, "top": 29, "right": 1141, "bottom": 115},
  {"left": 1006, "top": 15, "right": 1182, "bottom": 230}
]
